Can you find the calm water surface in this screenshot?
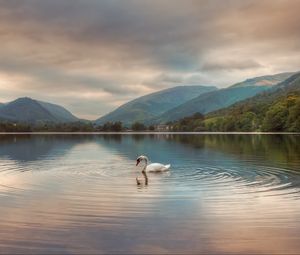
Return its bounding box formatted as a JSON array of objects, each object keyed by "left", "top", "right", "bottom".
[{"left": 0, "top": 134, "right": 300, "bottom": 254}]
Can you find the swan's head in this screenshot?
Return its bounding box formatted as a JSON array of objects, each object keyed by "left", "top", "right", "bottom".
[{"left": 136, "top": 155, "right": 148, "bottom": 166}]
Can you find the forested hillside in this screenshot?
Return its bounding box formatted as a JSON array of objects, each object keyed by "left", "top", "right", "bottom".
[{"left": 171, "top": 72, "right": 300, "bottom": 132}]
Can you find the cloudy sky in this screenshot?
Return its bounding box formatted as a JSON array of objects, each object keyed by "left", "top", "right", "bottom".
[{"left": 0, "top": 0, "right": 299, "bottom": 119}]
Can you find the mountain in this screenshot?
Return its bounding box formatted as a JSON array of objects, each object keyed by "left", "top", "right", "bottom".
[
  {"left": 95, "top": 85, "right": 217, "bottom": 126},
  {"left": 152, "top": 72, "right": 294, "bottom": 124},
  {"left": 204, "top": 72, "right": 300, "bottom": 132},
  {"left": 169, "top": 72, "right": 300, "bottom": 132},
  {"left": 0, "top": 97, "right": 79, "bottom": 123}
]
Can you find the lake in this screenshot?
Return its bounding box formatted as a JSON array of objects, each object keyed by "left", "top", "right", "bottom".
[{"left": 0, "top": 133, "right": 300, "bottom": 254}]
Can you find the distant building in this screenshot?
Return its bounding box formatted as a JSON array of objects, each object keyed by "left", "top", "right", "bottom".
[{"left": 155, "top": 125, "right": 171, "bottom": 132}]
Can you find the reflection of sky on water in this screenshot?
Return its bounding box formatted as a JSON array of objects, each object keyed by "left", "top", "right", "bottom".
[{"left": 0, "top": 134, "right": 299, "bottom": 254}]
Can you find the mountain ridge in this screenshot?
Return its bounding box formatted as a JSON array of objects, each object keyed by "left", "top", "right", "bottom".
[
  {"left": 150, "top": 72, "right": 295, "bottom": 124},
  {"left": 95, "top": 85, "right": 217, "bottom": 126},
  {"left": 230, "top": 72, "right": 295, "bottom": 88}
]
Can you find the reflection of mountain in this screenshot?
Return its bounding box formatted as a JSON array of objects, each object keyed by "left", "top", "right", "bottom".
[
  {"left": 93, "top": 134, "right": 300, "bottom": 171},
  {"left": 94, "top": 134, "right": 202, "bottom": 165},
  {"left": 1, "top": 134, "right": 299, "bottom": 171},
  {"left": 0, "top": 135, "right": 93, "bottom": 162}
]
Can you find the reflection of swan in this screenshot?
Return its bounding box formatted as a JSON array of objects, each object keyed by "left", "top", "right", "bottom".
[
  {"left": 136, "top": 170, "right": 148, "bottom": 186},
  {"left": 136, "top": 155, "right": 171, "bottom": 172}
]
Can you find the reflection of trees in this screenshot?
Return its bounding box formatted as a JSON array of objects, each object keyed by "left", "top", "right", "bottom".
[
  {"left": 96, "top": 133, "right": 300, "bottom": 171},
  {"left": 1, "top": 133, "right": 299, "bottom": 172},
  {"left": 95, "top": 134, "right": 191, "bottom": 164},
  {"left": 102, "top": 134, "right": 122, "bottom": 143},
  {"left": 168, "top": 134, "right": 300, "bottom": 170},
  {"left": 168, "top": 134, "right": 205, "bottom": 149},
  {"left": 132, "top": 134, "right": 146, "bottom": 142}
]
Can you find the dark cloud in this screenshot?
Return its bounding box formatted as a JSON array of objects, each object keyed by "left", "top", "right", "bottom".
[
  {"left": 0, "top": 0, "right": 299, "bottom": 118},
  {"left": 201, "top": 59, "right": 263, "bottom": 71}
]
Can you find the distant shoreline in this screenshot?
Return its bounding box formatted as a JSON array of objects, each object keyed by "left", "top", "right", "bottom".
[{"left": 0, "top": 132, "right": 299, "bottom": 135}]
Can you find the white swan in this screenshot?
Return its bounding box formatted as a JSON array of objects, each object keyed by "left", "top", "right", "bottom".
[{"left": 136, "top": 155, "right": 171, "bottom": 173}]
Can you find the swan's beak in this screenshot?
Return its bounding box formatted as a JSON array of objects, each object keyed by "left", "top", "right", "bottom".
[{"left": 136, "top": 160, "right": 140, "bottom": 166}]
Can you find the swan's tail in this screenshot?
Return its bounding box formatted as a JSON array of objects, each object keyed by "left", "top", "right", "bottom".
[{"left": 165, "top": 164, "right": 171, "bottom": 169}]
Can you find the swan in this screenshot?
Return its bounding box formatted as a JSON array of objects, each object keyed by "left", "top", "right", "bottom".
[{"left": 136, "top": 155, "right": 171, "bottom": 173}]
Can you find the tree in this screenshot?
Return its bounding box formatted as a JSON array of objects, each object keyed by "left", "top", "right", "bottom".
[
  {"left": 287, "top": 98, "right": 300, "bottom": 132},
  {"left": 148, "top": 125, "right": 155, "bottom": 131},
  {"left": 262, "top": 103, "right": 288, "bottom": 131},
  {"left": 111, "top": 121, "right": 123, "bottom": 132},
  {"left": 236, "top": 112, "right": 257, "bottom": 131},
  {"left": 131, "top": 122, "right": 146, "bottom": 131}
]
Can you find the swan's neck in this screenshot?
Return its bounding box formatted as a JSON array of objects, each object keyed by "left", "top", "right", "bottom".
[{"left": 142, "top": 159, "right": 148, "bottom": 172}]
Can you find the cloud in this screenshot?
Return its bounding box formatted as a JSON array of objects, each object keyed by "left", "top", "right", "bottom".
[
  {"left": 201, "top": 59, "right": 263, "bottom": 71},
  {"left": 0, "top": 0, "right": 299, "bottom": 118}
]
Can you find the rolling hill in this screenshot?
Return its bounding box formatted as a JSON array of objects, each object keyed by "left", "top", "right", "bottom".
[
  {"left": 152, "top": 72, "right": 294, "bottom": 124},
  {"left": 0, "top": 97, "right": 79, "bottom": 123},
  {"left": 95, "top": 85, "right": 217, "bottom": 126},
  {"left": 204, "top": 72, "right": 300, "bottom": 131}
]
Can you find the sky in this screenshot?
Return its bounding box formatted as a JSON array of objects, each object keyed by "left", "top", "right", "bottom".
[{"left": 0, "top": 0, "right": 299, "bottom": 120}]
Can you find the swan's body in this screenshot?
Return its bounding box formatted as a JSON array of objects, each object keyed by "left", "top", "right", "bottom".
[
  {"left": 136, "top": 155, "right": 170, "bottom": 173},
  {"left": 146, "top": 163, "right": 171, "bottom": 172}
]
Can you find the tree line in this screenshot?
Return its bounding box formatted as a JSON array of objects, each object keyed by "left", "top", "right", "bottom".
[{"left": 0, "top": 121, "right": 155, "bottom": 132}]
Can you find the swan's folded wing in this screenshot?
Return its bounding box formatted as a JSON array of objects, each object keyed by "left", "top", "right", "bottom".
[{"left": 147, "top": 163, "right": 170, "bottom": 172}]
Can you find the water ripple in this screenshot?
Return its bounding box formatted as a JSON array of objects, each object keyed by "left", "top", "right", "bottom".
[{"left": 0, "top": 134, "right": 300, "bottom": 254}]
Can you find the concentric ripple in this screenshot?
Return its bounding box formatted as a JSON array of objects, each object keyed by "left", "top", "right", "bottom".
[{"left": 178, "top": 163, "right": 300, "bottom": 198}]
